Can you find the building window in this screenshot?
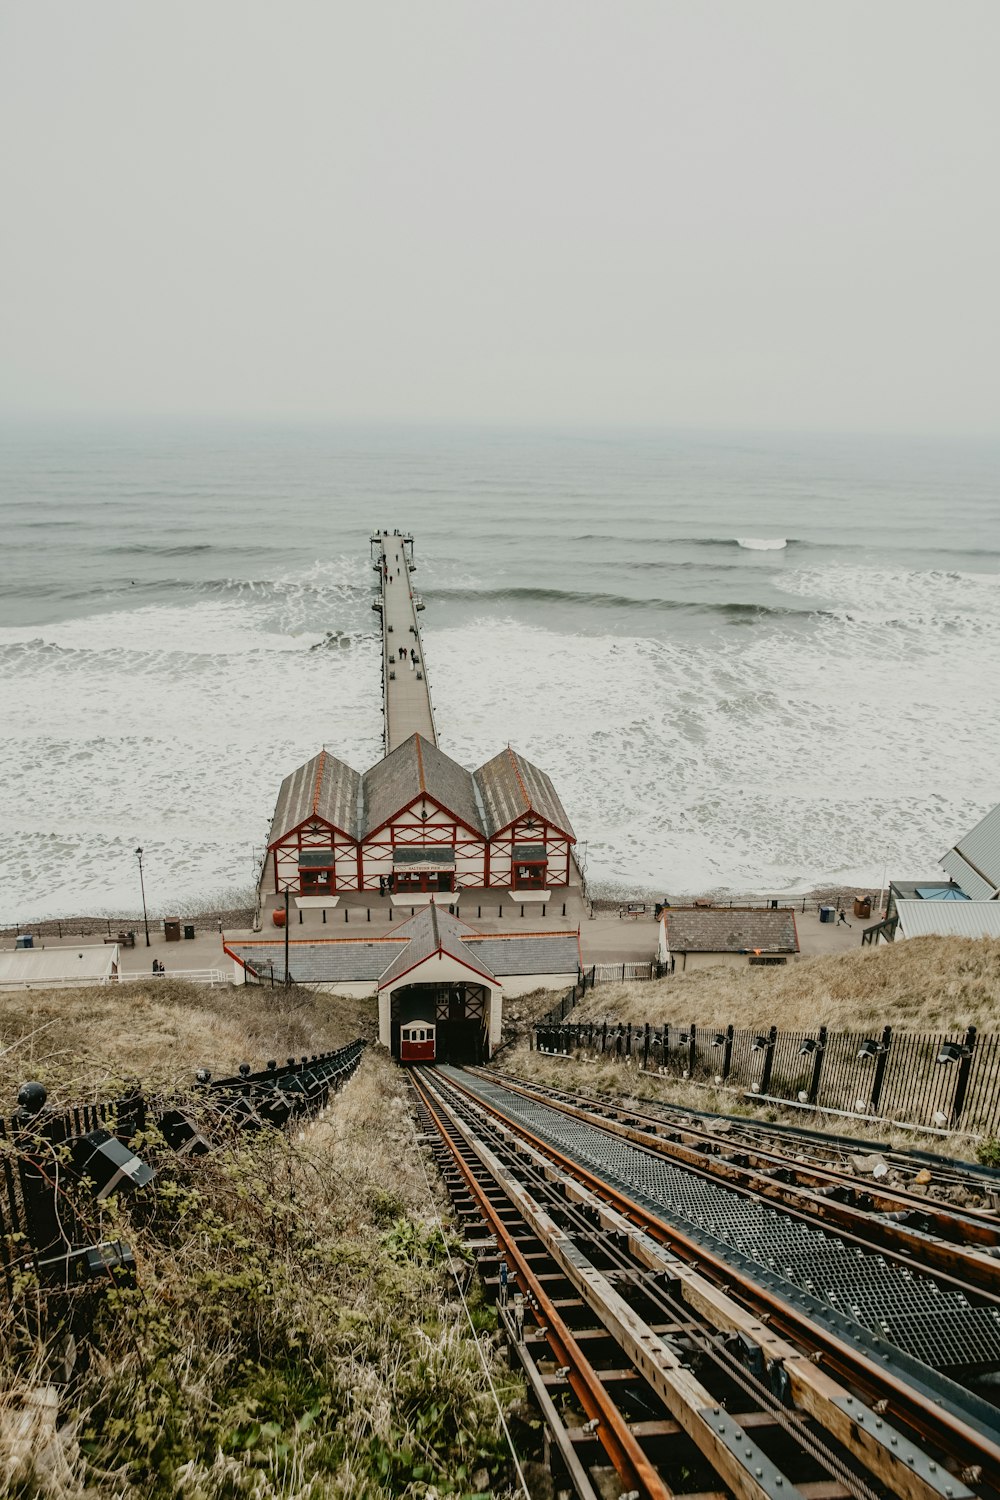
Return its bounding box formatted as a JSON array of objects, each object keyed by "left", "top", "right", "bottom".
[{"left": 748, "top": 954, "right": 787, "bottom": 966}]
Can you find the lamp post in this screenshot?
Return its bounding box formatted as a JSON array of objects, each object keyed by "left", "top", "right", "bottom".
[
  {"left": 134, "top": 846, "right": 150, "bottom": 947},
  {"left": 284, "top": 886, "right": 290, "bottom": 986}
]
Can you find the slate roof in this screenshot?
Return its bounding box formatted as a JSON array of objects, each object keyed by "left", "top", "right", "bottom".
[
  {"left": 662, "top": 908, "right": 799, "bottom": 954},
  {"left": 265, "top": 737, "right": 575, "bottom": 850},
  {"left": 267, "top": 751, "right": 363, "bottom": 846},
  {"left": 362, "top": 734, "right": 482, "bottom": 835},
  {"left": 941, "top": 802, "right": 1000, "bottom": 901},
  {"left": 224, "top": 911, "right": 580, "bottom": 985},
  {"left": 464, "top": 932, "right": 582, "bottom": 976},
  {"left": 224, "top": 937, "right": 406, "bottom": 985},
  {"left": 474, "top": 746, "right": 575, "bottom": 839},
  {"left": 378, "top": 905, "right": 497, "bottom": 988}
]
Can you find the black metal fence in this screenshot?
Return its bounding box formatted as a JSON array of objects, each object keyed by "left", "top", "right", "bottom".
[
  {"left": 0, "top": 1040, "right": 367, "bottom": 1311},
  {"left": 532, "top": 1019, "right": 1000, "bottom": 1136}
]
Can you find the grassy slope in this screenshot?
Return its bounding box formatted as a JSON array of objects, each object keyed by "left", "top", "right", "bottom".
[
  {"left": 496, "top": 938, "right": 1000, "bottom": 1160},
  {"left": 569, "top": 936, "right": 1000, "bottom": 1033},
  {"left": 1, "top": 987, "right": 523, "bottom": 1497},
  {"left": 0, "top": 980, "right": 379, "bottom": 1115}
]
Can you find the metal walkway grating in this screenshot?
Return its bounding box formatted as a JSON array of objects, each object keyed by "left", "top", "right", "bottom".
[{"left": 447, "top": 1069, "right": 1000, "bottom": 1373}]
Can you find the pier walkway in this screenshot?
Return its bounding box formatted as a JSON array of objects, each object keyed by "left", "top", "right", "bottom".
[{"left": 371, "top": 531, "right": 437, "bottom": 755}]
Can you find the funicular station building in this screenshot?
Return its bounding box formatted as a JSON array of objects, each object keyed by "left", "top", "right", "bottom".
[{"left": 226, "top": 533, "right": 583, "bottom": 1064}]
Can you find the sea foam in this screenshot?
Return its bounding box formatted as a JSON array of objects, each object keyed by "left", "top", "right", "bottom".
[{"left": 1, "top": 557, "right": 998, "bottom": 918}]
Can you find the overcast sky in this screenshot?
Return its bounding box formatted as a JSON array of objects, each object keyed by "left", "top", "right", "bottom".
[{"left": 1, "top": 2, "right": 998, "bottom": 432}]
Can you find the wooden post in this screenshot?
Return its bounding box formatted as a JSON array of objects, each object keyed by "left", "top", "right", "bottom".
[
  {"left": 952, "top": 1025, "right": 978, "bottom": 1126},
  {"left": 807, "top": 1026, "right": 827, "bottom": 1104},
  {"left": 870, "top": 1025, "right": 893, "bottom": 1114},
  {"left": 721, "top": 1024, "right": 734, "bottom": 1081},
  {"left": 643, "top": 1022, "right": 651, "bottom": 1070},
  {"left": 758, "top": 1025, "right": 779, "bottom": 1095}
]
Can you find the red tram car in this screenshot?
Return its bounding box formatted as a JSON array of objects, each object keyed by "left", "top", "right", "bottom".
[{"left": 399, "top": 1020, "right": 436, "bottom": 1063}]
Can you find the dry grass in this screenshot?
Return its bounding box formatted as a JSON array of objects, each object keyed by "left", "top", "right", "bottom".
[
  {"left": 0, "top": 981, "right": 378, "bottom": 1115},
  {"left": 2, "top": 1051, "right": 523, "bottom": 1497},
  {"left": 572, "top": 937, "right": 1000, "bottom": 1033},
  {"left": 497, "top": 1043, "right": 991, "bottom": 1163}
]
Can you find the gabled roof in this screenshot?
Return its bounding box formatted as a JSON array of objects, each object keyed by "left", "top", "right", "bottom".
[
  {"left": 267, "top": 750, "right": 362, "bottom": 847},
  {"left": 223, "top": 910, "right": 580, "bottom": 986},
  {"left": 661, "top": 908, "right": 799, "bottom": 954},
  {"left": 362, "top": 734, "right": 482, "bottom": 837},
  {"left": 941, "top": 802, "right": 1000, "bottom": 901},
  {"left": 463, "top": 931, "right": 582, "bottom": 976},
  {"left": 474, "top": 746, "right": 575, "bottom": 840},
  {"left": 225, "top": 936, "right": 406, "bottom": 984},
  {"left": 377, "top": 904, "right": 497, "bottom": 988}
]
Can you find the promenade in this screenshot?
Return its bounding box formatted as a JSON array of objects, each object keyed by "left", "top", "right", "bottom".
[{"left": 371, "top": 531, "right": 437, "bottom": 753}]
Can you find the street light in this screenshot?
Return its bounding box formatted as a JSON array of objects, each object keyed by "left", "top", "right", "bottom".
[{"left": 134, "top": 846, "right": 150, "bottom": 947}]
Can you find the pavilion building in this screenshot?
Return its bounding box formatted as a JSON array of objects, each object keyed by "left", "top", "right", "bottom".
[{"left": 262, "top": 733, "right": 576, "bottom": 900}]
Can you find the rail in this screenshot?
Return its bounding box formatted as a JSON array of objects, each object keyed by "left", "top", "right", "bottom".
[
  {"left": 0, "top": 1040, "right": 367, "bottom": 1318},
  {"left": 118, "top": 967, "right": 232, "bottom": 986},
  {"left": 532, "top": 1016, "right": 1000, "bottom": 1137},
  {"left": 414, "top": 1064, "right": 1000, "bottom": 1500}
]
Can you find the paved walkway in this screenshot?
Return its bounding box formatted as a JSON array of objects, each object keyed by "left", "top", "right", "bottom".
[{"left": 373, "top": 532, "right": 436, "bottom": 752}]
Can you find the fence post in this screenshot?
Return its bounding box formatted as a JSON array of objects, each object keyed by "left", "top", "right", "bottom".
[
  {"left": 643, "top": 1022, "right": 651, "bottom": 1070},
  {"left": 952, "top": 1025, "right": 978, "bottom": 1126},
  {"left": 870, "top": 1025, "right": 893, "bottom": 1114},
  {"left": 12, "top": 1084, "right": 60, "bottom": 1261},
  {"left": 758, "top": 1025, "right": 779, "bottom": 1095},
  {"left": 722, "top": 1024, "right": 734, "bottom": 1082},
  {"left": 688, "top": 1023, "right": 697, "bottom": 1079},
  {"left": 601, "top": 1021, "right": 608, "bottom": 1054},
  {"left": 808, "top": 1026, "right": 827, "bottom": 1104},
  {"left": 625, "top": 1023, "right": 632, "bottom": 1059}
]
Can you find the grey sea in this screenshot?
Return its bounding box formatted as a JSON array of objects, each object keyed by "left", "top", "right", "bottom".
[{"left": 1, "top": 420, "right": 998, "bottom": 921}]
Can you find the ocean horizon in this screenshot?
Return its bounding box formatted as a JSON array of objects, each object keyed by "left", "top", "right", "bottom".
[{"left": 1, "top": 419, "right": 998, "bottom": 922}]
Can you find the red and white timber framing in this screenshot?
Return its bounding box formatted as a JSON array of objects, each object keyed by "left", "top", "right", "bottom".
[{"left": 267, "top": 802, "right": 574, "bottom": 896}]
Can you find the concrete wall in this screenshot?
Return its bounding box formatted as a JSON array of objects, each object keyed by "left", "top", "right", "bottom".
[
  {"left": 494, "top": 971, "right": 578, "bottom": 997},
  {"left": 676, "top": 951, "right": 790, "bottom": 972}
]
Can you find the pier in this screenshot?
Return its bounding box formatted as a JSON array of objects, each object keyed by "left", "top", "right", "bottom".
[{"left": 371, "top": 531, "right": 437, "bottom": 754}]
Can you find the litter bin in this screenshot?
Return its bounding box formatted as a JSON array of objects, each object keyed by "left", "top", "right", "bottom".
[
  {"left": 163, "top": 918, "right": 181, "bottom": 942},
  {"left": 14, "top": 933, "right": 33, "bottom": 949},
  {"left": 853, "top": 896, "right": 872, "bottom": 920},
  {"left": 819, "top": 905, "right": 835, "bottom": 924},
  {"left": 183, "top": 923, "right": 195, "bottom": 940}
]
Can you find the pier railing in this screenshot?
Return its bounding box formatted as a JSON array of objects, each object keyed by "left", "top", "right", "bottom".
[{"left": 531, "top": 1018, "right": 1000, "bottom": 1139}]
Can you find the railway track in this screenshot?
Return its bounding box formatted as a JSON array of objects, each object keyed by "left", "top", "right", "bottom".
[
  {"left": 521, "top": 1063, "right": 1000, "bottom": 1203},
  {"left": 410, "top": 1064, "right": 1000, "bottom": 1500}
]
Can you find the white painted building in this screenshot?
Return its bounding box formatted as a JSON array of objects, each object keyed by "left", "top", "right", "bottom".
[{"left": 0, "top": 944, "right": 120, "bottom": 990}]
